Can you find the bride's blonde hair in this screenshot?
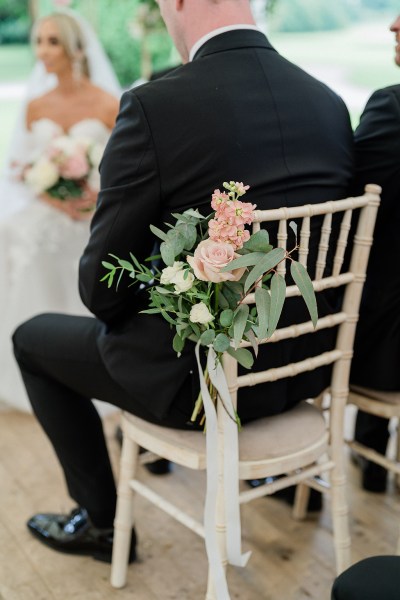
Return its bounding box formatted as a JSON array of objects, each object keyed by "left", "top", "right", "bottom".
[{"left": 32, "top": 12, "right": 90, "bottom": 78}]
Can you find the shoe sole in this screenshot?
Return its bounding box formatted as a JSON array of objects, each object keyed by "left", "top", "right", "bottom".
[{"left": 27, "top": 526, "right": 137, "bottom": 564}]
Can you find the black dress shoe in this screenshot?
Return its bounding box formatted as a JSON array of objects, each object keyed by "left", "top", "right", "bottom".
[
  {"left": 351, "top": 452, "right": 387, "bottom": 493},
  {"left": 246, "top": 477, "right": 323, "bottom": 512},
  {"left": 115, "top": 425, "right": 172, "bottom": 475},
  {"left": 27, "top": 507, "right": 137, "bottom": 563}
]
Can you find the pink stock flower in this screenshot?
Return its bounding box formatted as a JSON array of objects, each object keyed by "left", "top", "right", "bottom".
[
  {"left": 211, "top": 189, "right": 229, "bottom": 211},
  {"left": 234, "top": 182, "right": 250, "bottom": 196},
  {"left": 60, "top": 153, "right": 90, "bottom": 180},
  {"left": 187, "top": 239, "right": 246, "bottom": 283},
  {"left": 219, "top": 199, "right": 256, "bottom": 226}
]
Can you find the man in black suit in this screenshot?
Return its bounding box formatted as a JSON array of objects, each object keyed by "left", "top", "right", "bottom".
[
  {"left": 350, "top": 14, "right": 400, "bottom": 493},
  {"left": 13, "top": 0, "right": 353, "bottom": 561}
]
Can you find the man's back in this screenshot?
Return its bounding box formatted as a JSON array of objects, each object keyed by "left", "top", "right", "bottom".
[
  {"left": 81, "top": 29, "right": 354, "bottom": 421},
  {"left": 102, "top": 30, "right": 353, "bottom": 221}
]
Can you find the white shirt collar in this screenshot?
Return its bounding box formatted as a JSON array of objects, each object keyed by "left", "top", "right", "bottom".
[{"left": 189, "top": 24, "right": 261, "bottom": 62}]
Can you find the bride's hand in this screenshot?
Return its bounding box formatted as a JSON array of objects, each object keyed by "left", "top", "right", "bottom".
[{"left": 40, "top": 188, "right": 98, "bottom": 221}]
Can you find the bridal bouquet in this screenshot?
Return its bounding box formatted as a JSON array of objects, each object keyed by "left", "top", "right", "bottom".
[
  {"left": 101, "top": 182, "right": 317, "bottom": 423},
  {"left": 21, "top": 134, "right": 104, "bottom": 200}
]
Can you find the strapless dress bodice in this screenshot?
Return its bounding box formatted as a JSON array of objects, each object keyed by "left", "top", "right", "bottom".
[{"left": 28, "top": 118, "right": 111, "bottom": 158}]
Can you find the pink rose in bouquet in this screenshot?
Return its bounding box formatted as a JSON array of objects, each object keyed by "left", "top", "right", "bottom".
[
  {"left": 22, "top": 133, "right": 104, "bottom": 201},
  {"left": 187, "top": 239, "right": 246, "bottom": 283}
]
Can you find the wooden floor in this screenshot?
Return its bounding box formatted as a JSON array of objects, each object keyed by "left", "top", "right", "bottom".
[{"left": 0, "top": 406, "right": 399, "bottom": 600}]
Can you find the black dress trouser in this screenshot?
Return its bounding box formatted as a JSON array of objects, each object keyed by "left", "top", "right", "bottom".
[
  {"left": 331, "top": 556, "right": 400, "bottom": 600},
  {"left": 12, "top": 313, "right": 196, "bottom": 528}
]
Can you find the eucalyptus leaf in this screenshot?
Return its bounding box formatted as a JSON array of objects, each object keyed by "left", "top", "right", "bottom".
[
  {"left": 290, "top": 260, "right": 318, "bottom": 327},
  {"left": 200, "top": 329, "right": 216, "bottom": 346},
  {"left": 107, "top": 271, "right": 114, "bottom": 288},
  {"left": 213, "top": 333, "right": 231, "bottom": 352},
  {"left": 220, "top": 252, "right": 266, "bottom": 272},
  {"left": 221, "top": 285, "right": 241, "bottom": 309},
  {"left": 176, "top": 223, "right": 197, "bottom": 250},
  {"left": 227, "top": 346, "right": 254, "bottom": 369},
  {"left": 118, "top": 259, "right": 134, "bottom": 271},
  {"left": 160, "top": 310, "right": 178, "bottom": 326},
  {"left": 140, "top": 308, "right": 162, "bottom": 314},
  {"left": 289, "top": 220, "right": 298, "bottom": 240},
  {"left": 218, "top": 291, "right": 229, "bottom": 309},
  {"left": 233, "top": 303, "right": 249, "bottom": 349},
  {"left": 136, "top": 273, "right": 153, "bottom": 282},
  {"left": 129, "top": 252, "right": 144, "bottom": 271},
  {"left": 160, "top": 241, "right": 175, "bottom": 266},
  {"left": 244, "top": 328, "right": 259, "bottom": 358},
  {"left": 149, "top": 224, "right": 168, "bottom": 242},
  {"left": 243, "top": 229, "right": 272, "bottom": 253},
  {"left": 220, "top": 309, "right": 234, "bottom": 328},
  {"left": 173, "top": 333, "right": 185, "bottom": 354},
  {"left": 244, "top": 247, "right": 286, "bottom": 293},
  {"left": 268, "top": 273, "right": 286, "bottom": 337},
  {"left": 255, "top": 287, "right": 270, "bottom": 340},
  {"left": 101, "top": 261, "right": 115, "bottom": 270}
]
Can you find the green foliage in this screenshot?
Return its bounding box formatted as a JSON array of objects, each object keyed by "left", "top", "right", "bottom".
[
  {"left": 101, "top": 182, "right": 318, "bottom": 372},
  {"left": 0, "top": 0, "right": 29, "bottom": 44},
  {"left": 271, "top": 0, "right": 352, "bottom": 32}
]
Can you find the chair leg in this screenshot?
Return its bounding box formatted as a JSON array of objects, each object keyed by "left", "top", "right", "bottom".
[
  {"left": 111, "top": 433, "right": 139, "bottom": 588},
  {"left": 395, "top": 419, "right": 400, "bottom": 490},
  {"left": 292, "top": 483, "right": 310, "bottom": 520},
  {"left": 330, "top": 463, "right": 351, "bottom": 574}
]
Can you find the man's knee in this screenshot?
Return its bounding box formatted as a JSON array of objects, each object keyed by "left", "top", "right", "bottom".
[{"left": 12, "top": 313, "right": 52, "bottom": 362}]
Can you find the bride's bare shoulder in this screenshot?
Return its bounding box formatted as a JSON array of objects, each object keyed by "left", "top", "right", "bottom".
[
  {"left": 26, "top": 90, "right": 57, "bottom": 129},
  {"left": 87, "top": 83, "right": 120, "bottom": 128}
]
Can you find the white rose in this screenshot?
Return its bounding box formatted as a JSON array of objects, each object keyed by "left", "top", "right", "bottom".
[
  {"left": 160, "top": 261, "right": 185, "bottom": 284},
  {"left": 173, "top": 269, "right": 194, "bottom": 293},
  {"left": 189, "top": 302, "right": 214, "bottom": 324},
  {"left": 87, "top": 168, "right": 100, "bottom": 192},
  {"left": 51, "top": 135, "right": 79, "bottom": 156},
  {"left": 25, "top": 158, "right": 59, "bottom": 194},
  {"left": 89, "top": 143, "right": 105, "bottom": 168}
]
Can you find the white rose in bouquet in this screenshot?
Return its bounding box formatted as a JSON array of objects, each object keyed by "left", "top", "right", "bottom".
[
  {"left": 24, "top": 158, "right": 59, "bottom": 194},
  {"left": 87, "top": 168, "right": 101, "bottom": 192},
  {"left": 189, "top": 302, "right": 214, "bottom": 325},
  {"left": 51, "top": 135, "right": 80, "bottom": 156},
  {"left": 173, "top": 269, "right": 195, "bottom": 293},
  {"left": 88, "top": 143, "right": 104, "bottom": 169},
  {"left": 160, "top": 261, "right": 186, "bottom": 284}
]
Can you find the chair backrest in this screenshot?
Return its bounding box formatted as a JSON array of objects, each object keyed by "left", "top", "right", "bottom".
[{"left": 223, "top": 184, "right": 381, "bottom": 429}]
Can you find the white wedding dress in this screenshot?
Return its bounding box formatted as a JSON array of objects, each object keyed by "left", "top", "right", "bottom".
[{"left": 0, "top": 118, "right": 111, "bottom": 411}]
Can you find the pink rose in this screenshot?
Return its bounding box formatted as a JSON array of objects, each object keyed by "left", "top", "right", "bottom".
[
  {"left": 187, "top": 239, "right": 246, "bottom": 283},
  {"left": 60, "top": 153, "right": 89, "bottom": 180}
]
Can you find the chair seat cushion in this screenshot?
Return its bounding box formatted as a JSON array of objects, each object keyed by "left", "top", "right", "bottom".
[{"left": 123, "top": 401, "right": 327, "bottom": 469}]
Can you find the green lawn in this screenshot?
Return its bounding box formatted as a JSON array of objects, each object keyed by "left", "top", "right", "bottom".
[
  {"left": 0, "top": 44, "right": 32, "bottom": 81},
  {"left": 269, "top": 19, "right": 399, "bottom": 91}
]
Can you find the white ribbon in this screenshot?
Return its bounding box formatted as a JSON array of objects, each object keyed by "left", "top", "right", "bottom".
[{"left": 195, "top": 343, "right": 251, "bottom": 600}]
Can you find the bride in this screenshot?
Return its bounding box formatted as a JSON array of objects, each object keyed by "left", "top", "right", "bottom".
[{"left": 0, "top": 9, "right": 121, "bottom": 411}]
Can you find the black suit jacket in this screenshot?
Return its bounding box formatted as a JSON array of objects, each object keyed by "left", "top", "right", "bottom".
[
  {"left": 79, "top": 30, "right": 353, "bottom": 421},
  {"left": 351, "top": 85, "right": 400, "bottom": 390}
]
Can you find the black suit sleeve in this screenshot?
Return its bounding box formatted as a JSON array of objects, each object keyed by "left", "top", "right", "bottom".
[
  {"left": 79, "top": 90, "right": 161, "bottom": 325},
  {"left": 353, "top": 87, "right": 400, "bottom": 194}
]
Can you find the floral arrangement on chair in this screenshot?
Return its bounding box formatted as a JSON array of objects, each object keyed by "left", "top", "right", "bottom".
[
  {"left": 101, "top": 181, "right": 318, "bottom": 424},
  {"left": 20, "top": 134, "right": 104, "bottom": 201}
]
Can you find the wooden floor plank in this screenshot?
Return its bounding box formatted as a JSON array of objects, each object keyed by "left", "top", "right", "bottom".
[{"left": 0, "top": 409, "right": 399, "bottom": 600}]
